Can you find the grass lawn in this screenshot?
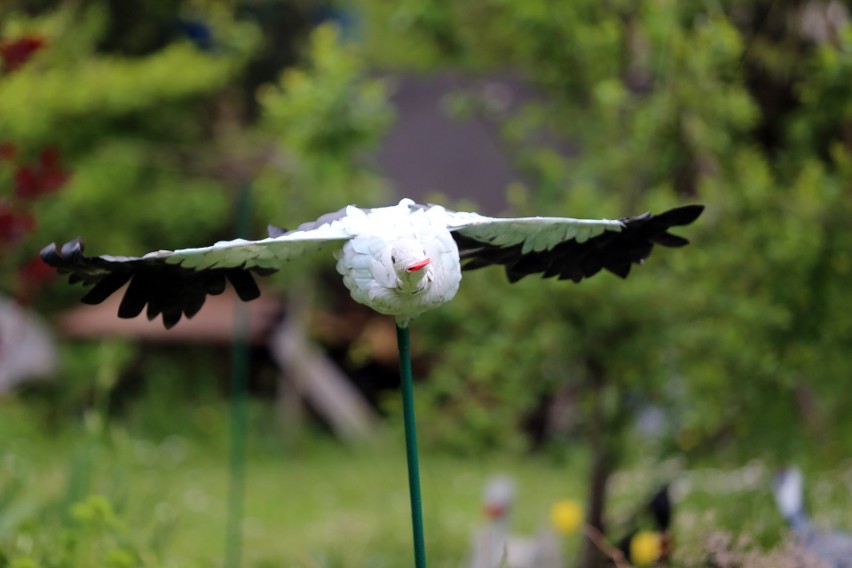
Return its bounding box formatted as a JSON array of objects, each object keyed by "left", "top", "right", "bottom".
[
  {"left": 2, "top": 397, "right": 851, "bottom": 567},
  {"left": 3, "top": 397, "right": 593, "bottom": 567}
]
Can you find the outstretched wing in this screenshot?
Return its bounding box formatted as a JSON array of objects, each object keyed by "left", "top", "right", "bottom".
[
  {"left": 445, "top": 205, "right": 704, "bottom": 283},
  {"left": 41, "top": 210, "right": 355, "bottom": 328}
]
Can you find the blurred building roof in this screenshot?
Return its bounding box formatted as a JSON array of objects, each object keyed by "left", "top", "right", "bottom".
[
  {"left": 57, "top": 285, "right": 282, "bottom": 344},
  {"left": 375, "top": 73, "right": 533, "bottom": 215}
]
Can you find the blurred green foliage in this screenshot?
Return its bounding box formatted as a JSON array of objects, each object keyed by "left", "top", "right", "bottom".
[
  {"left": 253, "top": 22, "right": 391, "bottom": 233},
  {"left": 1, "top": 2, "right": 259, "bottom": 310},
  {"left": 358, "top": 0, "right": 852, "bottom": 465},
  {"left": 2, "top": 0, "right": 396, "bottom": 431},
  {"left": 3, "top": 0, "right": 852, "bottom": 563},
  {"left": 259, "top": 24, "right": 392, "bottom": 167},
  {"left": 353, "top": 1, "right": 852, "bottom": 557}
]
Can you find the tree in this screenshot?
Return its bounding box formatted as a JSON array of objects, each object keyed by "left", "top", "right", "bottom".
[
  {"left": 1, "top": 2, "right": 263, "bottom": 308},
  {"left": 355, "top": 0, "right": 852, "bottom": 565}
]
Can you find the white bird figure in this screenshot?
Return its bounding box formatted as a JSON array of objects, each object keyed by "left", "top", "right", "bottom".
[
  {"left": 773, "top": 467, "right": 852, "bottom": 568},
  {"left": 468, "top": 476, "right": 562, "bottom": 568},
  {"left": 41, "top": 198, "right": 703, "bottom": 328}
]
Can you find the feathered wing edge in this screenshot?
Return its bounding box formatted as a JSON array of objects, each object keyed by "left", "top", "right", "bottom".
[
  {"left": 41, "top": 207, "right": 359, "bottom": 328},
  {"left": 40, "top": 238, "right": 276, "bottom": 329},
  {"left": 451, "top": 204, "right": 704, "bottom": 283}
]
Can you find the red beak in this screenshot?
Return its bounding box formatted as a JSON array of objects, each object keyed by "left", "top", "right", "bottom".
[
  {"left": 483, "top": 503, "right": 505, "bottom": 519},
  {"left": 406, "top": 258, "right": 431, "bottom": 272}
]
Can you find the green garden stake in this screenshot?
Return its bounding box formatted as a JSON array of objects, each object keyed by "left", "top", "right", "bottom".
[
  {"left": 397, "top": 324, "right": 427, "bottom": 568},
  {"left": 225, "top": 183, "right": 253, "bottom": 568},
  {"left": 225, "top": 303, "right": 249, "bottom": 568}
]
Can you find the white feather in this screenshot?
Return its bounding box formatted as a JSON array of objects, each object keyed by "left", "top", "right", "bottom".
[{"left": 449, "top": 215, "right": 623, "bottom": 253}]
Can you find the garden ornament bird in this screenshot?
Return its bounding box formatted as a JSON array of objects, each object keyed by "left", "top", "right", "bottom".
[
  {"left": 40, "top": 198, "right": 704, "bottom": 328},
  {"left": 468, "top": 476, "right": 562, "bottom": 568},
  {"left": 773, "top": 467, "right": 852, "bottom": 568}
]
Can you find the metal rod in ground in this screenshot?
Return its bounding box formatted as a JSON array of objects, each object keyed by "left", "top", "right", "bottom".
[
  {"left": 225, "top": 183, "right": 252, "bottom": 568},
  {"left": 396, "top": 324, "right": 427, "bottom": 568},
  {"left": 225, "top": 306, "right": 249, "bottom": 568}
]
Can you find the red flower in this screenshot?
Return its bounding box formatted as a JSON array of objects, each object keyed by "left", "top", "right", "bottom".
[
  {"left": 13, "top": 147, "right": 70, "bottom": 199},
  {"left": 13, "top": 255, "right": 56, "bottom": 304},
  {"left": 0, "top": 142, "right": 16, "bottom": 161},
  {"left": 0, "top": 204, "right": 35, "bottom": 243},
  {"left": 18, "top": 255, "right": 56, "bottom": 288},
  {"left": 38, "top": 146, "right": 70, "bottom": 191},
  {"left": 14, "top": 166, "right": 39, "bottom": 198},
  {"left": 0, "top": 36, "right": 46, "bottom": 72},
  {"left": 39, "top": 146, "right": 60, "bottom": 168},
  {"left": 39, "top": 168, "right": 70, "bottom": 193}
]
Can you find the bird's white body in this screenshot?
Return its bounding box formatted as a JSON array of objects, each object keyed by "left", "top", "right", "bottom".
[
  {"left": 468, "top": 476, "right": 562, "bottom": 568},
  {"left": 334, "top": 202, "right": 463, "bottom": 326}
]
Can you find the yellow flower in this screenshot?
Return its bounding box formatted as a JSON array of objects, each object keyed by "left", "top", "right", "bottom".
[
  {"left": 629, "top": 530, "right": 662, "bottom": 566},
  {"left": 550, "top": 500, "right": 583, "bottom": 535}
]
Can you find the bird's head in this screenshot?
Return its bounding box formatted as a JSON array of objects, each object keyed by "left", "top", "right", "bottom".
[
  {"left": 390, "top": 239, "right": 432, "bottom": 279},
  {"left": 482, "top": 476, "right": 515, "bottom": 520}
]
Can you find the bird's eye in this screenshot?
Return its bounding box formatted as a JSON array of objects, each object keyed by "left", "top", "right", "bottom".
[{"left": 391, "top": 255, "right": 397, "bottom": 263}]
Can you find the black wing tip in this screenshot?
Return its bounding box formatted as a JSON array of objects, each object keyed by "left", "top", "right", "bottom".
[
  {"left": 660, "top": 204, "right": 704, "bottom": 226},
  {"left": 41, "top": 237, "right": 269, "bottom": 329},
  {"left": 162, "top": 309, "right": 182, "bottom": 330},
  {"left": 227, "top": 270, "right": 261, "bottom": 301},
  {"left": 40, "top": 237, "right": 85, "bottom": 266},
  {"left": 39, "top": 242, "right": 57, "bottom": 260},
  {"left": 61, "top": 238, "right": 84, "bottom": 258},
  {"left": 608, "top": 263, "right": 631, "bottom": 279},
  {"left": 651, "top": 233, "right": 691, "bottom": 248}
]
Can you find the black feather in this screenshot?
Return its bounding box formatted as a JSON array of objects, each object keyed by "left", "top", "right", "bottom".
[
  {"left": 146, "top": 302, "right": 161, "bottom": 321},
  {"left": 651, "top": 233, "right": 690, "bottom": 247},
  {"left": 182, "top": 293, "right": 206, "bottom": 319},
  {"left": 162, "top": 308, "right": 182, "bottom": 330},
  {"left": 118, "top": 276, "right": 149, "bottom": 319},
  {"left": 655, "top": 204, "right": 704, "bottom": 226},
  {"left": 226, "top": 270, "right": 261, "bottom": 301},
  {"left": 40, "top": 238, "right": 276, "bottom": 328},
  {"left": 60, "top": 238, "right": 83, "bottom": 259},
  {"left": 81, "top": 272, "right": 131, "bottom": 305},
  {"left": 203, "top": 273, "right": 227, "bottom": 295}
]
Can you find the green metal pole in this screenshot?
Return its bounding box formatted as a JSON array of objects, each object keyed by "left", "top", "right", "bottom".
[
  {"left": 396, "top": 324, "right": 427, "bottom": 568},
  {"left": 225, "top": 309, "right": 248, "bottom": 568},
  {"left": 225, "top": 183, "right": 252, "bottom": 568}
]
